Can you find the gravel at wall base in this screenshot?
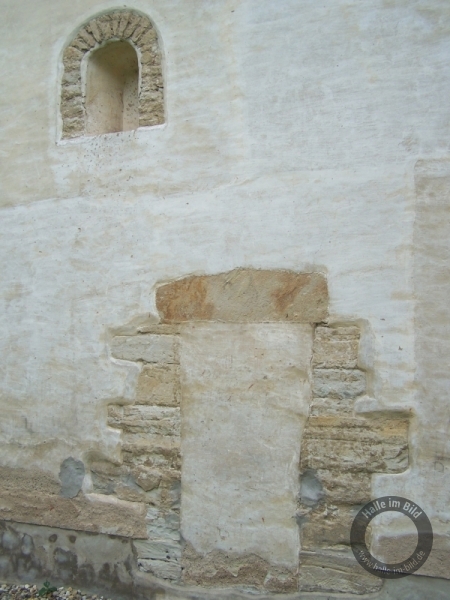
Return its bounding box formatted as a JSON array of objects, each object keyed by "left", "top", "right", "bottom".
[{"left": 0, "top": 584, "right": 111, "bottom": 600}]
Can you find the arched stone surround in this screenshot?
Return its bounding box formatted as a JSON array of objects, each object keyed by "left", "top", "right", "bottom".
[{"left": 61, "top": 10, "right": 164, "bottom": 139}]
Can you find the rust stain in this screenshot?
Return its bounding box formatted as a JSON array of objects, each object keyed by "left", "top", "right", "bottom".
[
  {"left": 156, "top": 276, "right": 214, "bottom": 323},
  {"left": 156, "top": 269, "right": 328, "bottom": 323}
]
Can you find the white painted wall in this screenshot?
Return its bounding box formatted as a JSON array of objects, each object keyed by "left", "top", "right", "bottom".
[{"left": 1, "top": 0, "right": 450, "bottom": 574}]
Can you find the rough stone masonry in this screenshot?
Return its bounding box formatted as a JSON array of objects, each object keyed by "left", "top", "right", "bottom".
[{"left": 0, "top": 269, "right": 410, "bottom": 597}]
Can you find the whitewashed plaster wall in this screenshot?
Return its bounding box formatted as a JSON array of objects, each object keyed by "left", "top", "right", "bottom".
[{"left": 1, "top": 0, "right": 450, "bottom": 581}]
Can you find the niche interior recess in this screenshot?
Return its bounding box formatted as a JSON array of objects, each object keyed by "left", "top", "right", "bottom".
[{"left": 61, "top": 10, "right": 164, "bottom": 138}]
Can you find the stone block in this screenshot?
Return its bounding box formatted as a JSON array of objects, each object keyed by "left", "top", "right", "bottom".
[
  {"left": 135, "top": 539, "right": 181, "bottom": 562},
  {"left": 117, "top": 12, "right": 132, "bottom": 37},
  {"left": 121, "top": 405, "right": 181, "bottom": 436},
  {"left": 145, "top": 508, "right": 180, "bottom": 540},
  {"left": 314, "top": 469, "right": 371, "bottom": 504},
  {"left": 301, "top": 415, "right": 409, "bottom": 476},
  {"left": 122, "top": 13, "right": 142, "bottom": 38},
  {"left": 182, "top": 544, "right": 297, "bottom": 591},
  {"left": 122, "top": 435, "right": 181, "bottom": 471},
  {"left": 310, "top": 396, "right": 354, "bottom": 415},
  {"left": 299, "top": 549, "right": 382, "bottom": 594},
  {"left": 115, "top": 483, "right": 146, "bottom": 503},
  {"left": 301, "top": 437, "right": 408, "bottom": 473},
  {"left": 111, "top": 334, "right": 177, "bottom": 363},
  {"left": 0, "top": 468, "right": 147, "bottom": 538},
  {"left": 136, "top": 365, "right": 179, "bottom": 406},
  {"left": 312, "top": 368, "right": 366, "bottom": 398},
  {"left": 137, "top": 558, "right": 181, "bottom": 581},
  {"left": 299, "top": 504, "right": 357, "bottom": 549},
  {"left": 132, "top": 466, "right": 162, "bottom": 491},
  {"left": 313, "top": 326, "right": 359, "bottom": 368},
  {"left": 156, "top": 269, "right": 328, "bottom": 323}
]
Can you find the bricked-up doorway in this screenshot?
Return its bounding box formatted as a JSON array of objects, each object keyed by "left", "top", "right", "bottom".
[
  {"left": 106, "top": 268, "right": 409, "bottom": 594},
  {"left": 109, "top": 269, "right": 328, "bottom": 590},
  {"left": 180, "top": 321, "right": 312, "bottom": 588}
]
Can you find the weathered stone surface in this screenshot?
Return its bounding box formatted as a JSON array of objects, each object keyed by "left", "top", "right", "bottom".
[
  {"left": 373, "top": 532, "right": 450, "bottom": 580},
  {"left": 310, "top": 396, "right": 355, "bottom": 415},
  {"left": 315, "top": 469, "right": 372, "bottom": 504},
  {"left": 111, "top": 334, "right": 177, "bottom": 363},
  {"left": 136, "top": 365, "right": 180, "bottom": 406},
  {"left": 106, "top": 403, "right": 124, "bottom": 428},
  {"left": 132, "top": 466, "right": 162, "bottom": 492},
  {"left": 134, "top": 509, "right": 182, "bottom": 582},
  {"left": 0, "top": 520, "right": 137, "bottom": 595},
  {"left": 120, "top": 405, "right": 181, "bottom": 436},
  {"left": 299, "top": 549, "right": 382, "bottom": 594},
  {"left": 182, "top": 544, "right": 298, "bottom": 592},
  {"left": 122, "top": 435, "right": 181, "bottom": 471},
  {"left": 312, "top": 368, "right": 366, "bottom": 398},
  {"left": 299, "top": 504, "right": 357, "bottom": 549},
  {"left": 59, "top": 457, "right": 85, "bottom": 498},
  {"left": 313, "top": 326, "right": 360, "bottom": 368},
  {"left": 0, "top": 468, "right": 147, "bottom": 538},
  {"left": 137, "top": 557, "right": 181, "bottom": 581},
  {"left": 156, "top": 269, "right": 328, "bottom": 323},
  {"left": 181, "top": 323, "right": 312, "bottom": 571},
  {"left": 301, "top": 436, "right": 408, "bottom": 473},
  {"left": 297, "top": 324, "right": 412, "bottom": 593}
]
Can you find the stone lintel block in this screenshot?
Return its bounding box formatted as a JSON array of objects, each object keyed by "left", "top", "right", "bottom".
[
  {"left": 299, "top": 549, "right": 382, "bottom": 594},
  {"left": 156, "top": 269, "right": 328, "bottom": 323},
  {"left": 136, "top": 364, "right": 179, "bottom": 406},
  {"left": 312, "top": 368, "right": 366, "bottom": 399},
  {"left": 313, "top": 326, "right": 360, "bottom": 368},
  {"left": 121, "top": 405, "right": 181, "bottom": 436},
  {"left": 111, "top": 334, "right": 177, "bottom": 363}
]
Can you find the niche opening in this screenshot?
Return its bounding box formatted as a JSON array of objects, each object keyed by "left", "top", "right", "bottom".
[{"left": 85, "top": 41, "right": 139, "bottom": 135}]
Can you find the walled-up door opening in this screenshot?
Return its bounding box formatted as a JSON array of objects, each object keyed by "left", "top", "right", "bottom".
[{"left": 85, "top": 40, "right": 139, "bottom": 135}]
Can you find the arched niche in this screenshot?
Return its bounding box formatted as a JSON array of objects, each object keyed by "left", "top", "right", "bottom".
[
  {"left": 85, "top": 41, "right": 139, "bottom": 135},
  {"left": 61, "top": 10, "right": 164, "bottom": 139}
]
